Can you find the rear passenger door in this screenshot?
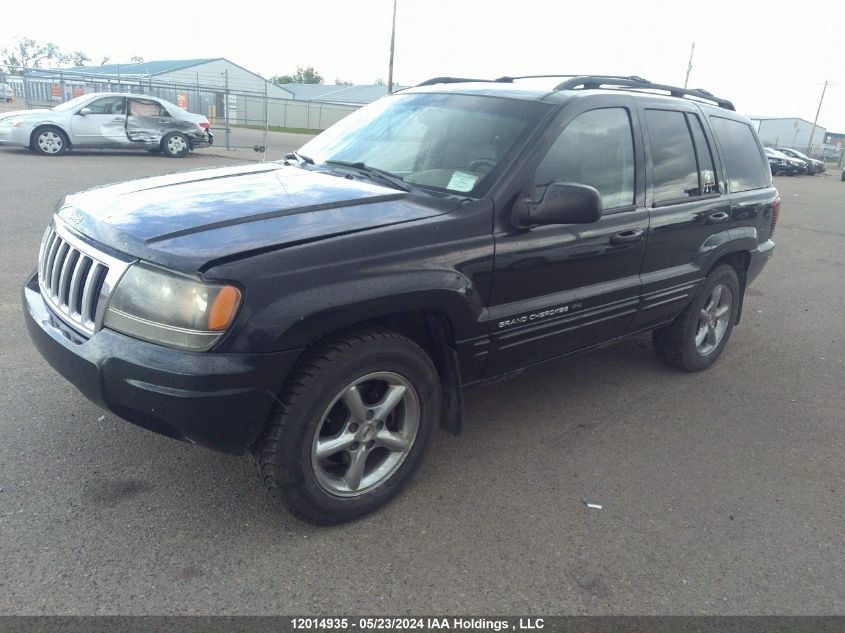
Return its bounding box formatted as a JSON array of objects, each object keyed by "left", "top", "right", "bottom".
[
  {"left": 707, "top": 115, "right": 775, "bottom": 244},
  {"left": 486, "top": 96, "right": 649, "bottom": 376},
  {"left": 126, "top": 98, "right": 173, "bottom": 143},
  {"left": 630, "top": 103, "right": 734, "bottom": 331}
]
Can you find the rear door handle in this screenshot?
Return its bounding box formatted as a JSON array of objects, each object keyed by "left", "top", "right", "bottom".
[
  {"left": 610, "top": 228, "right": 645, "bottom": 245},
  {"left": 707, "top": 211, "right": 731, "bottom": 224},
  {"left": 112, "top": 117, "right": 125, "bottom": 123}
]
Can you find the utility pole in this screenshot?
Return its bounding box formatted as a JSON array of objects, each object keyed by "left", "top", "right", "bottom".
[
  {"left": 387, "top": 0, "right": 397, "bottom": 94},
  {"left": 683, "top": 42, "right": 695, "bottom": 89},
  {"left": 807, "top": 80, "right": 832, "bottom": 155}
]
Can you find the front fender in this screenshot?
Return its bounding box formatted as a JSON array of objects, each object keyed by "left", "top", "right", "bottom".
[{"left": 267, "top": 271, "right": 484, "bottom": 351}]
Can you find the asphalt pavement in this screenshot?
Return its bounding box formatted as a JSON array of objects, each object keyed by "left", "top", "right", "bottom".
[{"left": 0, "top": 148, "right": 842, "bottom": 615}]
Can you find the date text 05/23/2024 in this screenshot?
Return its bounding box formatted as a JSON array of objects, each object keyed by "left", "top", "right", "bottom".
[{"left": 290, "top": 617, "right": 546, "bottom": 630}]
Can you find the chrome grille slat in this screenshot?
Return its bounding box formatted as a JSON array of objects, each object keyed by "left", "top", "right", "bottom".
[
  {"left": 50, "top": 242, "right": 69, "bottom": 298},
  {"left": 37, "top": 220, "right": 132, "bottom": 337},
  {"left": 58, "top": 249, "right": 79, "bottom": 307},
  {"left": 44, "top": 232, "right": 61, "bottom": 287},
  {"left": 81, "top": 262, "right": 104, "bottom": 326},
  {"left": 67, "top": 255, "right": 89, "bottom": 318},
  {"left": 39, "top": 230, "right": 54, "bottom": 283}
]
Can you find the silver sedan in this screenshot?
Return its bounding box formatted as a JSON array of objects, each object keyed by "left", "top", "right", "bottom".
[{"left": 0, "top": 92, "right": 213, "bottom": 157}]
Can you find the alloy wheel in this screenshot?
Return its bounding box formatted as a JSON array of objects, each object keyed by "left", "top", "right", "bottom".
[
  {"left": 311, "top": 371, "right": 420, "bottom": 497},
  {"left": 695, "top": 284, "right": 733, "bottom": 355}
]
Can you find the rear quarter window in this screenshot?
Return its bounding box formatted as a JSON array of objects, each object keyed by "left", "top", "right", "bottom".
[{"left": 709, "top": 116, "right": 769, "bottom": 192}]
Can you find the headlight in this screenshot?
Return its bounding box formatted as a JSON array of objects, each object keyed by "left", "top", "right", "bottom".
[
  {"left": 103, "top": 263, "right": 242, "bottom": 351},
  {"left": 0, "top": 117, "right": 23, "bottom": 128}
]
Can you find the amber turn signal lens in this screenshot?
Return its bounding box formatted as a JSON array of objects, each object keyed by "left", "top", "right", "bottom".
[{"left": 207, "top": 286, "right": 242, "bottom": 331}]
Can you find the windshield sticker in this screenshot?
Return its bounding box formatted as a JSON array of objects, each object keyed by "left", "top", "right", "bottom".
[{"left": 447, "top": 171, "right": 479, "bottom": 192}]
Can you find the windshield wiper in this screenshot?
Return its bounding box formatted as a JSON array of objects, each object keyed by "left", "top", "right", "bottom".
[
  {"left": 283, "top": 151, "right": 314, "bottom": 166},
  {"left": 324, "top": 160, "right": 412, "bottom": 192}
]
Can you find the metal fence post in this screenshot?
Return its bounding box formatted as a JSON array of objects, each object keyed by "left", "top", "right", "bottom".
[
  {"left": 263, "top": 80, "right": 269, "bottom": 160},
  {"left": 23, "top": 72, "right": 31, "bottom": 109},
  {"left": 224, "top": 70, "right": 231, "bottom": 151}
]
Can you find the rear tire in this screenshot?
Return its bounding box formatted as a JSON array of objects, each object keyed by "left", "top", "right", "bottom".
[
  {"left": 252, "top": 326, "right": 440, "bottom": 524},
  {"left": 653, "top": 264, "right": 740, "bottom": 372},
  {"left": 31, "top": 126, "right": 68, "bottom": 156},
  {"left": 161, "top": 132, "right": 189, "bottom": 158}
]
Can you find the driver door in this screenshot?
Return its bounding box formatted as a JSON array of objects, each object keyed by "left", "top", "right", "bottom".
[
  {"left": 71, "top": 96, "right": 129, "bottom": 146},
  {"left": 485, "top": 97, "right": 649, "bottom": 376}
]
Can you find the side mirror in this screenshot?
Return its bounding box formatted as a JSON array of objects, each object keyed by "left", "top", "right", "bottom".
[
  {"left": 513, "top": 182, "right": 603, "bottom": 228},
  {"left": 78, "top": 107, "right": 91, "bottom": 116}
]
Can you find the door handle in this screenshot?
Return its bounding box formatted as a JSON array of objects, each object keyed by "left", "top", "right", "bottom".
[
  {"left": 610, "top": 228, "right": 645, "bottom": 245},
  {"left": 112, "top": 117, "right": 125, "bottom": 123},
  {"left": 707, "top": 211, "right": 731, "bottom": 224}
]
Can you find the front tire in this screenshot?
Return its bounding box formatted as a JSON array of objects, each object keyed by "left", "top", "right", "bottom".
[
  {"left": 253, "top": 327, "right": 440, "bottom": 524},
  {"left": 161, "top": 132, "right": 189, "bottom": 158},
  {"left": 31, "top": 126, "right": 68, "bottom": 156},
  {"left": 653, "top": 264, "right": 740, "bottom": 372}
]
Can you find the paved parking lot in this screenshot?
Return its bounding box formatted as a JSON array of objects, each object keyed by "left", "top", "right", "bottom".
[{"left": 0, "top": 148, "right": 843, "bottom": 615}]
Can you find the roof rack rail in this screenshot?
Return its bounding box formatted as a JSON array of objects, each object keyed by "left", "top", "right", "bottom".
[
  {"left": 554, "top": 76, "right": 735, "bottom": 111},
  {"left": 415, "top": 76, "right": 511, "bottom": 87},
  {"left": 495, "top": 74, "right": 649, "bottom": 83}
]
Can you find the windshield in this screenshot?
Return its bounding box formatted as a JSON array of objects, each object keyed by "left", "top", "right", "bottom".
[
  {"left": 51, "top": 94, "right": 97, "bottom": 112},
  {"left": 298, "top": 92, "right": 548, "bottom": 196}
]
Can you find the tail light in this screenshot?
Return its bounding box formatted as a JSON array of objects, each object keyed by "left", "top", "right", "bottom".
[
  {"left": 771, "top": 196, "right": 781, "bottom": 238},
  {"left": 198, "top": 122, "right": 210, "bottom": 130}
]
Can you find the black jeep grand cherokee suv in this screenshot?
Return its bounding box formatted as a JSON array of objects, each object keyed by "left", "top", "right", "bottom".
[{"left": 24, "top": 75, "right": 778, "bottom": 524}]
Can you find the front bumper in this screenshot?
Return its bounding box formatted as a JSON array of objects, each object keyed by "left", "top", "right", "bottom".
[
  {"left": 23, "top": 273, "right": 301, "bottom": 454},
  {"left": 0, "top": 125, "right": 30, "bottom": 147}
]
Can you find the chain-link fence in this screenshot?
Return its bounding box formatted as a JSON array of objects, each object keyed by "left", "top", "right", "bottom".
[{"left": 0, "top": 65, "right": 360, "bottom": 153}]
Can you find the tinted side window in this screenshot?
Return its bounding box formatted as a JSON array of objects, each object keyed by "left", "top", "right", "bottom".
[
  {"left": 687, "top": 114, "right": 718, "bottom": 194},
  {"left": 709, "top": 116, "right": 769, "bottom": 192},
  {"left": 534, "top": 108, "right": 635, "bottom": 210},
  {"left": 645, "top": 109, "right": 699, "bottom": 204}
]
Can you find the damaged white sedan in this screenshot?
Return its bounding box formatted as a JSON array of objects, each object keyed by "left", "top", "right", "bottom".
[{"left": 0, "top": 92, "right": 212, "bottom": 157}]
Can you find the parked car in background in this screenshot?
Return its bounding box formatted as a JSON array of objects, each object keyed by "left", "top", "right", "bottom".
[
  {"left": 0, "top": 92, "right": 212, "bottom": 157},
  {"left": 0, "top": 83, "right": 14, "bottom": 102},
  {"left": 775, "top": 147, "right": 824, "bottom": 175},
  {"left": 764, "top": 147, "right": 805, "bottom": 176}
]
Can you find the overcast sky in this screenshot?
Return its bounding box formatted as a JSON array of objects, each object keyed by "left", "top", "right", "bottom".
[{"left": 4, "top": 0, "right": 845, "bottom": 131}]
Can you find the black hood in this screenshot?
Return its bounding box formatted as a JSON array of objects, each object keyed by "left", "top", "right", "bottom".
[{"left": 57, "top": 162, "right": 457, "bottom": 271}]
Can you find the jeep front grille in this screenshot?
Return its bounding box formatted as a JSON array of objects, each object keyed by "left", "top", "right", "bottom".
[{"left": 38, "top": 221, "right": 131, "bottom": 335}]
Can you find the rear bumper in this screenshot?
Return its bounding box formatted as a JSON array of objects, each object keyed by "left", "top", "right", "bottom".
[
  {"left": 747, "top": 239, "right": 775, "bottom": 285},
  {"left": 23, "top": 273, "right": 301, "bottom": 454},
  {"left": 189, "top": 130, "right": 213, "bottom": 148}
]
